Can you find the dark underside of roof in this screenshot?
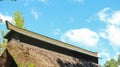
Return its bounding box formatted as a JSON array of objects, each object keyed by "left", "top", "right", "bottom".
[{"left": 5, "top": 30, "right": 98, "bottom": 63}]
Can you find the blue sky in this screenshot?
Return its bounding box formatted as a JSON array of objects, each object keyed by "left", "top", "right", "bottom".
[{"left": 0, "top": 0, "right": 120, "bottom": 66}]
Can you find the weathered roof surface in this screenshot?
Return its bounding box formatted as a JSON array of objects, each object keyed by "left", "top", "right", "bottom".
[{"left": 4, "top": 21, "right": 98, "bottom": 58}]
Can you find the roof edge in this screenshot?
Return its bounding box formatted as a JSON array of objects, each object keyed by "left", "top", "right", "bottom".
[
  {"left": 5, "top": 21, "right": 98, "bottom": 58},
  {"left": 5, "top": 21, "right": 10, "bottom": 30}
]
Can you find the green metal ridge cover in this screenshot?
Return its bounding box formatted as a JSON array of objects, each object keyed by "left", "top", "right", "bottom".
[{"left": 5, "top": 21, "right": 98, "bottom": 57}]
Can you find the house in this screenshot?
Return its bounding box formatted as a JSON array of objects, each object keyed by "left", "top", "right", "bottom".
[{"left": 1, "top": 21, "right": 99, "bottom": 67}]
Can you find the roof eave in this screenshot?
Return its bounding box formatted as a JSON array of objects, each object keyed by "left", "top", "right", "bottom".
[{"left": 4, "top": 21, "right": 98, "bottom": 58}]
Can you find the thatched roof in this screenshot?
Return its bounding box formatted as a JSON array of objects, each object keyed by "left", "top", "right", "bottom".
[{"left": 4, "top": 21, "right": 98, "bottom": 63}]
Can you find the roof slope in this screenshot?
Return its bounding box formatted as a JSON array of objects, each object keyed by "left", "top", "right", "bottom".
[{"left": 4, "top": 21, "right": 98, "bottom": 58}]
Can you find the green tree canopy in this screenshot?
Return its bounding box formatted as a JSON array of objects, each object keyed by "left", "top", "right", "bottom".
[
  {"left": 14, "top": 11, "right": 24, "bottom": 28},
  {"left": 118, "top": 55, "right": 120, "bottom": 65},
  {"left": 0, "top": 11, "right": 25, "bottom": 54},
  {"left": 104, "top": 58, "right": 118, "bottom": 67},
  {"left": 0, "top": 11, "right": 25, "bottom": 48}
]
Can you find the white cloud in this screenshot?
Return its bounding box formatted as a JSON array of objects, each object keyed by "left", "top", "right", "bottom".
[
  {"left": 0, "top": 13, "right": 14, "bottom": 23},
  {"left": 97, "top": 8, "right": 120, "bottom": 66},
  {"left": 99, "top": 32, "right": 107, "bottom": 39},
  {"left": 98, "top": 8, "right": 120, "bottom": 47},
  {"left": 108, "top": 11, "right": 120, "bottom": 25},
  {"left": 31, "top": 9, "right": 40, "bottom": 20},
  {"left": 97, "top": 8, "right": 110, "bottom": 23},
  {"left": 98, "top": 8, "right": 120, "bottom": 25},
  {"left": 61, "top": 28, "right": 99, "bottom": 47},
  {"left": 101, "top": 25, "right": 120, "bottom": 47},
  {"left": 106, "top": 26, "right": 120, "bottom": 46}
]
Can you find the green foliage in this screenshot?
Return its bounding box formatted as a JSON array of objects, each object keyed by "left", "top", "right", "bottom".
[
  {"left": 118, "top": 55, "right": 120, "bottom": 65},
  {"left": 14, "top": 11, "right": 24, "bottom": 28},
  {"left": 1, "top": 30, "right": 4, "bottom": 43},
  {"left": 27, "top": 63, "right": 35, "bottom": 67},
  {"left": 17, "top": 62, "right": 35, "bottom": 67},
  {"left": 104, "top": 58, "right": 118, "bottom": 67},
  {"left": 0, "top": 18, "right": 2, "bottom": 22},
  {"left": 0, "top": 11, "right": 25, "bottom": 54},
  {"left": 0, "top": 11, "right": 25, "bottom": 55},
  {"left": 0, "top": 30, "right": 7, "bottom": 54}
]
